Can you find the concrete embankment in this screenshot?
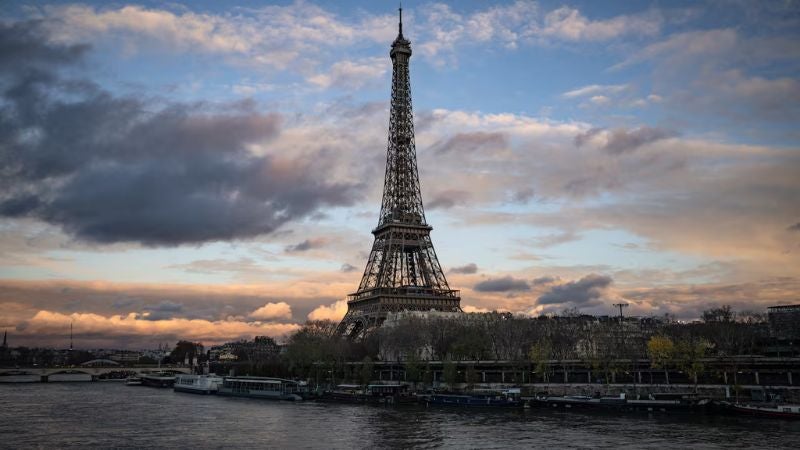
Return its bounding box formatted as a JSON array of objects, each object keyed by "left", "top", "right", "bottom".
[{"left": 435, "top": 382, "right": 800, "bottom": 403}]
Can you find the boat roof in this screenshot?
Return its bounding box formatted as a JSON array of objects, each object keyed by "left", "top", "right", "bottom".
[{"left": 225, "top": 376, "right": 297, "bottom": 384}]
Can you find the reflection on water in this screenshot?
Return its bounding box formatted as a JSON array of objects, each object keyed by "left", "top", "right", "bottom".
[{"left": 2, "top": 383, "right": 799, "bottom": 449}]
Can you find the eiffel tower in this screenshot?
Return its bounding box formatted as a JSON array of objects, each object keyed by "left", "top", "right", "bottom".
[{"left": 337, "top": 8, "right": 461, "bottom": 338}]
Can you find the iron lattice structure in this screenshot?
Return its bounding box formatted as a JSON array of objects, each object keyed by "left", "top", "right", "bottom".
[{"left": 336, "top": 10, "right": 461, "bottom": 339}]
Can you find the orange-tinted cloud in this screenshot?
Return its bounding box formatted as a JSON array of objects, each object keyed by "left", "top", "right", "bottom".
[
  {"left": 307, "top": 299, "right": 348, "bottom": 321},
  {"left": 249, "top": 302, "right": 293, "bottom": 320}
]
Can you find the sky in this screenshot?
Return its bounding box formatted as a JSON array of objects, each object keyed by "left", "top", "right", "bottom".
[{"left": 1, "top": 0, "right": 799, "bottom": 349}]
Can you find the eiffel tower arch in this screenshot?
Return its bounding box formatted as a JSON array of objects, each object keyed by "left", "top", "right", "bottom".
[{"left": 337, "top": 9, "right": 462, "bottom": 339}]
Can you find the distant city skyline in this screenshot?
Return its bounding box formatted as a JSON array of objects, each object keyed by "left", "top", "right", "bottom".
[{"left": 1, "top": 1, "right": 798, "bottom": 348}]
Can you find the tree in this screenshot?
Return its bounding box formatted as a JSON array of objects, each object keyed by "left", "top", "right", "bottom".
[
  {"left": 465, "top": 364, "right": 478, "bottom": 389},
  {"left": 675, "top": 338, "right": 709, "bottom": 392},
  {"left": 528, "top": 339, "right": 552, "bottom": 383},
  {"left": 359, "top": 356, "right": 374, "bottom": 386},
  {"left": 702, "top": 305, "right": 734, "bottom": 323},
  {"left": 442, "top": 359, "right": 458, "bottom": 390},
  {"left": 405, "top": 354, "right": 422, "bottom": 391},
  {"left": 647, "top": 335, "right": 674, "bottom": 384},
  {"left": 170, "top": 341, "right": 203, "bottom": 365},
  {"left": 283, "top": 320, "right": 338, "bottom": 380}
]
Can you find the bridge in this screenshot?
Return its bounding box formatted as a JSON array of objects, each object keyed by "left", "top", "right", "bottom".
[{"left": 0, "top": 365, "right": 192, "bottom": 382}]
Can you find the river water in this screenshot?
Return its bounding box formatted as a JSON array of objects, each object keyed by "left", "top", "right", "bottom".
[{"left": 2, "top": 382, "right": 799, "bottom": 449}]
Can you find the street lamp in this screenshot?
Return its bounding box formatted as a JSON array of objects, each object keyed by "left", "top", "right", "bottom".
[{"left": 613, "top": 303, "right": 628, "bottom": 323}]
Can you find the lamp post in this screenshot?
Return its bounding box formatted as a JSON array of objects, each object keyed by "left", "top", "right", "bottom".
[{"left": 613, "top": 303, "right": 628, "bottom": 323}]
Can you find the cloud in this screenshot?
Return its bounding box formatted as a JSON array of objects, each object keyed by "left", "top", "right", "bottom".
[
  {"left": 0, "top": 21, "right": 360, "bottom": 246},
  {"left": 431, "top": 131, "right": 507, "bottom": 154},
  {"left": 340, "top": 263, "right": 358, "bottom": 273},
  {"left": 532, "top": 276, "right": 559, "bottom": 286},
  {"left": 620, "top": 277, "right": 800, "bottom": 319},
  {"left": 416, "top": 2, "right": 662, "bottom": 64},
  {"left": 528, "top": 230, "right": 580, "bottom": 249},
  {"left": 39, "top": 3, "right": 394, "bottom": 72},
  {"left": 0, "top": 278, "right": 357, "bottom": 342},
  {"left": 462, "top": 305, "right": 491, "bottom": 313},
  {"left": 19, "top": 310, "right": 299, "bottom": 348},
  {"left": 450, "top": 263, "right": 478, "bottom": 274},
  {"left": 575, "top": 126, "right": 678, "bottom": 154},
  {"left": 614, "top": 28, "right": 800, "bottom": 123},
  {"left": 427, "top": 190, "right": 471, "bottom": 210},
  {"left": 285, "top": 238, "right": 327, "bottom": 253},
  {"left": 474, "top": 276, "right": 530, "bottom": 292},
  {"left": 0, "top": 20, "right": 89, "bottom": 69},
  {"left": 141, "top": 301, "right": 184, "bottom": 321},
  {"left": 307, "top": 299, "right": 348, "bottom": 321},
  {"left": 788, "top": 223, "right": 800, "bottom": 232},
  {"left": 537, "top": 274, "right": 614, "bottom": 305},
  {"left": 562, "top": 84, "right": 629, "bottom": 99},
  {"left": 541, "top": 7, "right": 662, "bottom": 41},
  {"left": 249, "top": 302, "right": 293, "bottom": 320},
  {"left": 307, "top": 58, "right": 387, "bottom": 90}
]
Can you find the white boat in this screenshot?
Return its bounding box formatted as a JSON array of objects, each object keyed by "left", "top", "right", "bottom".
[{"left": 173, "top": 374, "right": 223, "bottom": 394}]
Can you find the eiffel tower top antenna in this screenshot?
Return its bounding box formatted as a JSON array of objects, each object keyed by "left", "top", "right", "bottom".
[{"left": 398, "top": 4, "right": 403, "bottom": 37}]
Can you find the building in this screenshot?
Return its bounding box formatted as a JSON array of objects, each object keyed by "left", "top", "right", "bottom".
[
  {"left": 336, "top": 9, "right": 461, "bottom": 339},
  {"left": 768, "top": 304, "right": 800, "bottom": 340}
]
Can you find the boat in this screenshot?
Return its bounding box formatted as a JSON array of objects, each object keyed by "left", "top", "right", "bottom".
[
  {"left": 140, "top": 372, "right": 176, "bottom": 388},
  {"left": 124, "top": 376, "right": 142, "bottom": 386},
  {"left": 535, "top": 393, "right": 710, "bottom": 412},
  {"left": 421, "top": 388, "right": 522, "bottom": 408},
  {"left": 719, "top": 402, "right": 800, "bottom": 419},
  {"left": 318, "top": 384, "right": 415, "bottom": 405},
  {"left": 216, "top": 376, "right": 304, "bottom": 401},
  {"left": 173, "top": 374, "right": 223, "bottom": 394}
]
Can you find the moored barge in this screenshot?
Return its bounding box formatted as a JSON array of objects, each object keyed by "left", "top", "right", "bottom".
[{"left": 216, "top": 376, "right": 304, "bottom": 401}]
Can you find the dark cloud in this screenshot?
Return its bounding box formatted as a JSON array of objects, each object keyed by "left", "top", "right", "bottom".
[
  {"left": 427, "top": 190, "right": 470, "bottom": 210},
  {"left": 141, "top": 301, "right": 184, "bottom": 321},
  {"left": 340, "top": 263, "right": 358, "bottom": 273},
  {"left": 0, "top": 21, "right": 360, "bottom": 246},
  {"left": 285, "top": 239, "right": 324, "bottom": 253},
  {"left": 474, "top": 276, "right": 530, "bottom": 292},
  {"left": 432, "top": 131, "right": 507, "bottom": 154},
  {"left": 450, "top": 263, "right": 478, "bottom": 274},
  {"left": 574, "top": 127, "right": 603, "bottom": 147},
  {"left": 510, "top": 188, "right": 535, "bottom": 204},
  {"left": 531, "top": 276, "right": 558, "bottom": 286},
  {"left": 537, "top": 274, "right": 613, "bottom": 305},
  {"left": 788, "top": 222, "right": 800, "bottom": 232},
  {"left": 575, "top": 126, "right": 678, "bottom": 154},
  {"left": 0, "top": 20, "right": 89, "bottom": 70}
]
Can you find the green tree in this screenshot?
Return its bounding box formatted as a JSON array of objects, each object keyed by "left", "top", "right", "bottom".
[
  {"left": 528, "top": 339, "right": 551, "bottom": 383},
  {"left": 676, "top": 339, "right": 709, "bottom": 392},
  {"left": 647, "top": 335, "right": 675, "bottom": 384}
]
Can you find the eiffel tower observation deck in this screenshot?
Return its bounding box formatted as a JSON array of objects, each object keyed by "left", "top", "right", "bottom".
[{"left": 337, "top": 9, "right": 461, "bottom": 338}]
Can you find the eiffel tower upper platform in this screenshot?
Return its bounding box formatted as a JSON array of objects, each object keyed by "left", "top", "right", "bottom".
[{"left": 336, "top": 8, "right": 461, "bottom": 338}]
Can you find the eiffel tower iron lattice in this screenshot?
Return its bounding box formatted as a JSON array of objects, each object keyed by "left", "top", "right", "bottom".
[{"left": 336, "top": 9, "right": 462, "bottom": 338}]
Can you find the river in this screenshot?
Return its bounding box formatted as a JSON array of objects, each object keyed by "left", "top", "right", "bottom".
[{"left": 2, "top": 382, "right": 799, "bottom": 449}]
